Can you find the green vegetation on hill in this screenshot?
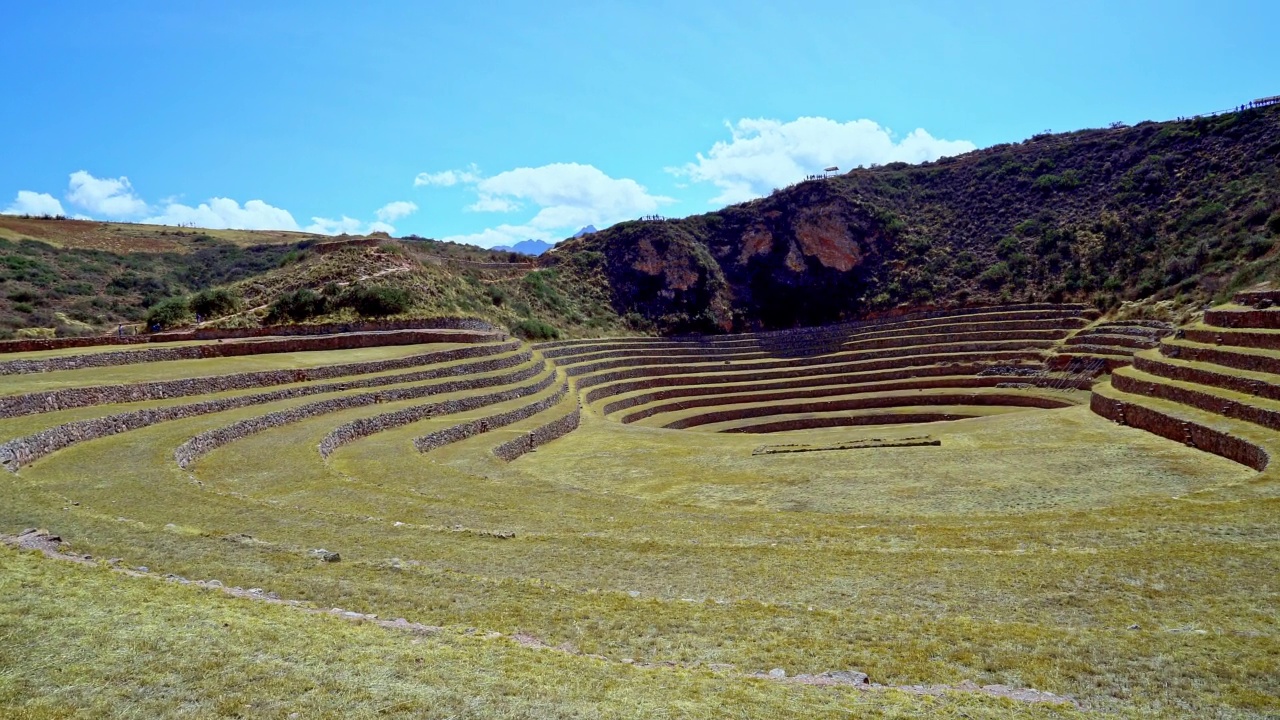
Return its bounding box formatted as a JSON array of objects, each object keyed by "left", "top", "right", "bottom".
[{"left": 553, "top": 106, "right": 1280, "bottom": 332}]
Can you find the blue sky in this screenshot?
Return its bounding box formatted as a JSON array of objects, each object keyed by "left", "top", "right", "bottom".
[{"left": 2, "top": 1, "right": 1276, "bottom": 247}]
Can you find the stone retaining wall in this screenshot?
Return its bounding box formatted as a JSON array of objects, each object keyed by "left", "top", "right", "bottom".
[
  {"left": 533, "top": 304, "right": 1091, "bottom": 351},
  {"left": 0, "top": 341, "right": 523, "bottom": 418},
  {"left": 579, "top": 350, "right": 1045, "bottom": 397},
  {"left": 1133, "top": 354, "right": 1280, "bottom": 401},
  {"left": 492, "top": 402, "right": 582, "bottom": 461},
  {"left": 620, "top": 375, "right": 1079, "bottom": 424},
  {"left": 1203, "top": 309, "right": 1280, "bottom": 329},
  {"left": 1045, "top": 354, "right": 1133, "bottom": 372},
  {"left": 173, "top": 360, "right": 547, "bottom": 468},
  {"left": 565, "top": 340, "right": 1056, "bottom": 379},
  {"left": 0, "top": 317, "right": 501, "bottom": 355},
  {"left": 412, "top": 379, "right": 570, "bottom": 455},
  {"left": 664, "top": 392, "right": 1073, "bottom": 430},
  {"left": 0, "top": 354, "right": 542, "bottom": 472},
  {"left": 722, "top": 413, "right": 977, "bottom": 434},
  {"left": 1111, "top": 371, "right": 1280, "bottom": 432},
  {"left": 0, "top": 329, "right": 495, "bottom": 376},
  {"left": 318, "top": 371, "right": 560, "bottom": 458},
  {"left": 1160, "top": 340, "right": 1280, "bottom": 375},
  {"left": 1064, "top": 334, "right": 1156, "bottom": 349},
  {"left": 1090, "top": 390, "right": 1269, "bottom": 470},
  {"left": 599, "top": 363, "right": 995, "bottom": 415},
  {"left": 1183, "top": 327, "right": 1280, "bottom": 350}
]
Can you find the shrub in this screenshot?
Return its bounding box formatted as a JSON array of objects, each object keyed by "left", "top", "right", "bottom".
[
  {"left": 509, "top": 318, "right": 560, "bottom": 341},
  {"left": 189, "top": 288, "right": 242, "bottom": 318},
  {"left": 1268, "top": 211, "right": 1280, "bottom": 236},
  {"left": 337, "top": 285, "right": 412, "bottom": 317},
  {"left": 145, "top": 296, "right": 192, "bottom": 329},
  {"left": 978, "top": 262, "right": 1012, "bottom": 289},
  {"left": 266, "top": 289, "right": 328, "bottom": 323}
]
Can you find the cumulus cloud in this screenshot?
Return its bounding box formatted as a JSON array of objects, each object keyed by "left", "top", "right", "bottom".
[
  {"left": 413, "top": 164, "right": 481, "bottom": 187},
  {"left": 144, "top": 198, "right": 301, "bottom": 231},
  {"left": 375, "top": 200, "right": 418, "bottom": 223},
  {"left": 671, "top": 117, "right": 977, "bottom": 204},
  {"left": 66, "top": 170, "right": 149, "bottom": 217},
  {"left": 2, "top": 190, "right": 66, "bottom": 217},
  {"left": 423, "top": 162, "right": 673, "bottom": 247}
]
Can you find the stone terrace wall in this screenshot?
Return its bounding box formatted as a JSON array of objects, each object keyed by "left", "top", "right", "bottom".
[
  {"left": 491, "top": 401, "right": 582, "bottom": 461},
  {"left": 1133, "top": 354, "right": 1280, "bottom": 401},
  {"left": 564, "top": 340, "right": 1056, "bottom": 379},
  {"left": 723, "top": 412, "right": 976, "bottom": 434},
  {"left": 619, "top": 376, "right": 1077, "bottom": 424},
  {"left": 1183, "top": 328, "right": 1280, "bottom": 350},
  {"left": 318, "top": 371, "right": 559, "bottom": 458},
  {"left": 579, "top": 350, "right": 1045, "bottom": 397},
  {"left": 664, "top": 392, "right": 1073, "bottom": 430},
  {"left": 172, "top": 361, "right": 547, "bottom": 468},
  {"left": 1203, "top": 309, "right": 1280, "bottom": 329},
  {"left": 2, "top": 354, "right": 542, "bottom": 472},
  {"left": 1091, "top": 391, "right": 1269, "bottom": 470},
  {"left": 0, "top": 317, "right": 501, "bottom": 355},
  {"left": 1112, "top": 371, "right": 1280, "bottom": 432},
  {"left": 1161, "top": 341, "right": 1280, "bottom": 375},
  {"left": 0, "top": 329, "right": 495, "bottom": 376},
  {"left": 413, "top": 379, "right": 570, "bottom": 455},
  {"left": 0, "top": 341, "right": 523, "bottom": 418}
]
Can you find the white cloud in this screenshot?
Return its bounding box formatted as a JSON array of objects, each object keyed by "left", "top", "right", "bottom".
[
  {"left": 670, "top": 117, "right": 977, "bottom": 204},
  {"left": 66, "top": 170, "right": 149, "bottom": 217},
  {"left": 2, "top": 190, "right": 66, "bottom": 217},
  {"left": 426, "top": 162, "right": 673, "bottom": 247},
  {"left": 413, "top": 164, "right": 481, "bottom": 187},
  {"left": 144, "top": 198, "right": 301, "bottom": 231},
  {"left": 305, "top": 216, "right": 364, "bottom": 235},
  {"left": 375, "top": 200, "right": 418, "bottom": 222}
]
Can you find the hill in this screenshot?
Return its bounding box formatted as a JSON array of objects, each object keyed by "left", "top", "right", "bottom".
[{"left": 548, "top": 105, "right": 1280, "bottom": 333}]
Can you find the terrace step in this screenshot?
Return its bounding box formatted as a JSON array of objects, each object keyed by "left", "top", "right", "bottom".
[
  {"left": 1131, "top": 350, "right": 1280, "bottom": 402},
  {"left": 1063, "top": 333, "right": 1158, "bottom": 349},
  {"left": 1090, "top": 381, "right": 1270, "bottom": 470},
  {"left": 1160, "top": 338, "right": 1280, "bottom": 376},
  {"left": 1203, "top": 306, "right": 1280, "bottom": 329},
  {"left": 705, "top": 406, "right": 1008, "bottom": 433},
  {"left": 1182, "top": 325, "right": 1280, "bottom": 351},
  {"left": 1110, "top": 365, "right": 1280, "bottom": 432}
]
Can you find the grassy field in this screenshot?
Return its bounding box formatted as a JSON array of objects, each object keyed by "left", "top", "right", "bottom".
[{"left": 1, "top": 330, "right": 1277, "bottom": 718}]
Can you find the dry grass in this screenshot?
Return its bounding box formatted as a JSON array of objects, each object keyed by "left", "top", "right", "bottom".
[{"left": 0, "top": 339, "right": 1276, "bottom": 718}]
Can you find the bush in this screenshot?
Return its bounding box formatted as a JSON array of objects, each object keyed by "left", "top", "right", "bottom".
[
  {"left": 189, "top": 288, "right": 242, "bottom": 318},
  {"left": 337, "top": 285, "right": 412, "bottom": 317},
  {"left": 1268, "top": 211, "right": 1280, "bottom": 236},
  {"left": 266, "top": 289, "right": 328, "bottom": 323},
  {"left": 978, "top": 262, "right": 1012, "bottom": 289},
  {"left": 145, "top": 296, "right": 191, "bottom": 330},
  {"left": 509, "top": 318, "right": 560, "bottom": 341}
]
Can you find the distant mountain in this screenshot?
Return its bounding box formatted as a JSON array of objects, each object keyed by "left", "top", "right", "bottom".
[
  {"left": 572, "top": 225, "right": 597, "bottom": 238},
  {"left": 492, "top": 239, "right": 555, "bottom": 256}
]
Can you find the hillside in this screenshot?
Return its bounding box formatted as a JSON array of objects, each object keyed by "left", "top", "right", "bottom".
[{"left": 549, "top": 105, "right": 1280, "bottom": 333}]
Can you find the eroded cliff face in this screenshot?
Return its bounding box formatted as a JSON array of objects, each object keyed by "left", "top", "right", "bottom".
[{"left": 544, "top": 105, "right": 1280, "bottom": 334}]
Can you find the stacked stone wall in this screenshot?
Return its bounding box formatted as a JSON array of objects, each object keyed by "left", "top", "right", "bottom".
[
  {"left": 1064, "top": 334, "right": 1155, "bottom": 349},
  {"left": 1111, "top": 371, "right": 1280, "bottom": 432},
  {"left": 1161, "top": 341, "right": 1280, "bottom": 375},
  {"left": 412, "top": 379, "right": 569, "bottom": 454},
  {"left": 1133, "top": 354, "right": 1280, "bottom": 401},
  {"left": 318, "top": 371, "right": 559, "bottom": 458},
  {"left": 1203, "top": 309, "right": 1280, "bottom": 329},
  {"left": 579, "top": 350, "right": 1045, "bottom": 397},
  {"left": 0, "top": 354, "right": 541, "bottom": 472},
  {"left": 491, "top": 402, "right": 582, "bottom": 461},
  {"left": 1090, "top": 391, "right": 1269, "bottom": 470},
  {"left": 0, "top": 329, "right": 495, "bottom": 376},
  {"left": 664, "top": 393, "right": 1073, "bottom": 430},
  {"left": 620, "top": 375, "right": 1078, "bottom": 424},
  {"left": 0, "top": 341, "right": 523, "bottom": 418},
  {"left": 173, "top": 360, "right": 547, "bottom": 468},
  {"left": 0, "top": 317, "right": 501, "bottom": 355},
  {"left": 723, "top": 412, "right": 977, "bottom": 434},
  {"left": 1183, "top": 328, "right": 1280, "bottom": 350}
]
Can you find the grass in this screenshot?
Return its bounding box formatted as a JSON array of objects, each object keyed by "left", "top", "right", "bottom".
[{"left": 0, "top": 333, "right": 1277, "bottom": 718}]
